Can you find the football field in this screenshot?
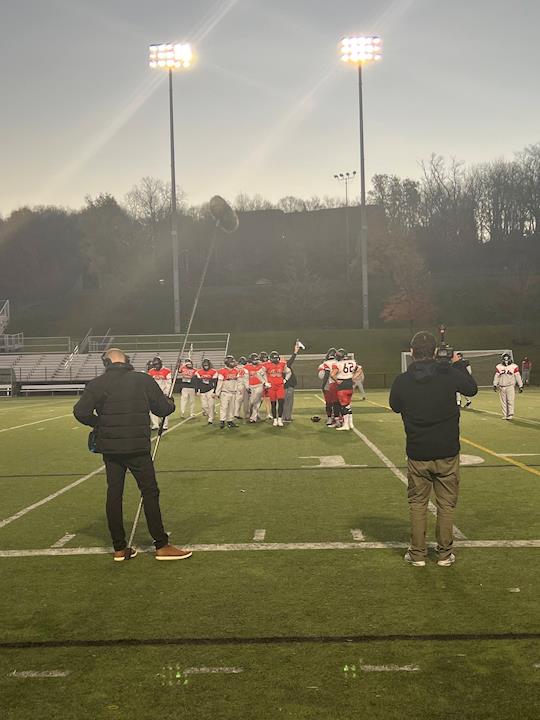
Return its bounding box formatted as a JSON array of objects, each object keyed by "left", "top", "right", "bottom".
[{"left": 0, "top": 389, "right": 539, "bottom": 719}]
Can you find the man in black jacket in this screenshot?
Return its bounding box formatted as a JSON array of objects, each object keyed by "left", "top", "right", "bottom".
[
  {"left": 73, "top": 348, "right": 192, "bottom": 562},
  {"left": 389, "top": 332, "right": 478, "bottom": 567}
]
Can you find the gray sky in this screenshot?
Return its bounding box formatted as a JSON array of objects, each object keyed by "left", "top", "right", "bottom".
[{"left": 1, "top": 0, "right": 539, "bottom": 215}]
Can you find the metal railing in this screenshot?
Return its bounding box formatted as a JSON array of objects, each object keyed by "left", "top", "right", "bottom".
[
  {"left": 87, "top": 332, "right": 230, "bottom": 354},
  {"left": 10, "top": 337, "right": 72, "bottom": 353},
  {"left": 0, "top": 299, "right": 9, "bottom": 334}
]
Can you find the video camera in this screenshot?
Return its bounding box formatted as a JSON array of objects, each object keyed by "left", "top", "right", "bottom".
[{"left": 435, "top": 325, "right": 454, "bottom": 365}]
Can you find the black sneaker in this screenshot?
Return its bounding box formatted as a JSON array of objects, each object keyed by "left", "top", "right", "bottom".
[
  {"left": 220, "top": 421, "right": 225, "bottom": 430},
  {"left": 227, "top": 421, "right": 238, "bottom": 428}
]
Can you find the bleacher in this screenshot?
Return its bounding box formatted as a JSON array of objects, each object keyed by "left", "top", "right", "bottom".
[{"left": 0, "top": 333, "right": 231, "bottom": 391}]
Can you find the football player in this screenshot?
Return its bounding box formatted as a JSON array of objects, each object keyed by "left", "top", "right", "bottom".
[
  {"left": 178, "top": 358, "right": 197, "bottom": 419},
  {"left": 318, "top": 348, "right": 339, "bottom": 426},
  {"left": 195, "top": 359, "right": 218, "bottom": 425},
  {"left": 245, "top": 353, "right": 267, "bottom": 422},
  {"left": 147, "top": 356, "right": 172, "bottom": 430},
  {"left": 262, "top": 342, "right": 300, "bottom": 427},
  {"left": 493, "top": 353, "right": 523, "bottom": 420},
  {"left": 234, "top": 356, "right": 250, "bottom": 420},
  {"left": 330, "top": 349, "right": 363, "bottom": 431},
  {"left": 216, "top": 355, "right": 240, "bottom": 429}
]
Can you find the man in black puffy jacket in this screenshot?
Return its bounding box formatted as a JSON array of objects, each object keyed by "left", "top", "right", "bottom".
[
  {"left": 74, "top": 348, "right": 192, "bottom": 562},
  {"left": 389, "top": 332, "right": 478, "bottom": 568}
]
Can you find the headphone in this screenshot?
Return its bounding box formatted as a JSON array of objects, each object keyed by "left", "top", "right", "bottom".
[{"left": 102, "top": 350, "right": 130, "bottom": 368}]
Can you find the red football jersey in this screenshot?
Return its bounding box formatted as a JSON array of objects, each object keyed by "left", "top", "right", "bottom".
[
  {"left": 148, "top": 367, "right": 171, "bottom": 381},
  {"left": 179, "top": 365, "right": 197, "bottom": 381},
  {"left": 195, "top": 368, "right": 217, "bottom": 382},
  {"left": 245, "top": 363, "right": 264, "bottom": 386},
  {"left": 263, "top": 360, "right": 287, "bottom": 386}
]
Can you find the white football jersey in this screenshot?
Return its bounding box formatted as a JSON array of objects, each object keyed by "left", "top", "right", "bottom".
[
  {"left": 317, "top": 360, "right": 336, "bottom": 382},
  {"left": 332, "top": 359, "right": 358, "bottom": 380}
]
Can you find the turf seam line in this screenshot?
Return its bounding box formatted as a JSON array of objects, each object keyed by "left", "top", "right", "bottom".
[
  {"left": 1, "top": 633, "right": 539, "bottom": 650},
  {"left": 2, "top": 464, "right": 537, "bottom": 479}
]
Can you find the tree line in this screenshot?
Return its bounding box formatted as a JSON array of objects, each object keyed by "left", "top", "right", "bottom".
[{"left": 0, "top": 143, "right": 538, "bottom": 334}]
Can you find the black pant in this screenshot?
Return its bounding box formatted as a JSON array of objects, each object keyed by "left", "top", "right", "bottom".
[{"left": 103, "top": 453, "right": 169, "bottom": 551}]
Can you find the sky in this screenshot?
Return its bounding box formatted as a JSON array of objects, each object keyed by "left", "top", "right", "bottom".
[{"left": 1, "top": 0, "right": 539, "bottom": 215}]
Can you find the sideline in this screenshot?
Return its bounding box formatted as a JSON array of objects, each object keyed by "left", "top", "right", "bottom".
[
  {"left": 0, "top": 416, "right": 197, "bottom": 530},
  {"left": 0, "top": 539, "right": 539, "bottom": 558},
  {"left": 313, "top": 395, "right": 467, "bottom": 540}
]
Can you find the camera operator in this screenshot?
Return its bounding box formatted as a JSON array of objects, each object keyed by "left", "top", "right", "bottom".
[
  {"left": 73, "top": 348, "right": 192, "bottom": 562},
  {"left": 389, "top": 331, "right": 478, "bottom": 567}
]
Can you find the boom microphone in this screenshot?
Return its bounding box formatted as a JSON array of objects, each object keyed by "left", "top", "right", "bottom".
[
  {"left": 209, "top": 195, "right": 239, "bottom": 234},
  {"left": 126, "top": 194, "right": 239, "bottom": 553}
]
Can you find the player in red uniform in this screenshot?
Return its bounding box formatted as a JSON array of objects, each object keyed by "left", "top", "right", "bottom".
[
  {"left": 147, "top": 356, "right": 172, "bottom": 430},
  {"left": 244, "top": 353, "right": 267, "bottom": 422},
  {"left": 262, "top": 342, "right": 300, "bottom": 427}
]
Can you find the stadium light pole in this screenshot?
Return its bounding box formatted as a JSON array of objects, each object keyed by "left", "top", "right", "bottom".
[
  {"left": 340, "top": 36, "right": 382, "bottom": 329},
  {"left": 149, "top": 42, "right": 193, "bottom": 334},
  {"left": 334, "top": 171, "right": 357, "bottom": 282}
]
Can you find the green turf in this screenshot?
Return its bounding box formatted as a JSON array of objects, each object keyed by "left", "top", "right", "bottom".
[{"left": 0, "top": 390, "right": 539, "bottom": 719}]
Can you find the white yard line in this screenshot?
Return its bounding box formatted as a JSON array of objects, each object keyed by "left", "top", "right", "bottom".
[
  {"left": 0, "top": 467, "right": 104, "bottom": 530},
  {"left": 9, "top": 670, "right": 70, "bottom": 678},
  {"left": 471, "top": 407, "right": 540, "bottom": 426},
  {"left": 1, "top": 539, "right": 539, "bottom": 558},
  {"left": 0, "top": 414, "right": 72, "bottom": 434},
  {"left": 51, "top": 533, "right": 76, "bottom": 548},
  {"left": 184, "top": 667, "right": 243, "bottom": 675},
  {"left": 495, "top": 453, "right": 540, "bottom": 457},
  {"left": 0, "top": 402, "right": 73, "bottom": 414},
  {"left": 253, "top": 529, "right": 266, "bottom": 541},
  {"left": 313, "top": 394, "right": 467, "bottom": 540},
  {"left": 0, "top": 416, "right": 194, "bottom": 531},
  {"left": 351, "top": 529, "right": 365, "bottom": 541},
  {"left": 360, "top": 664, "right": 419, "bottom": 672}
]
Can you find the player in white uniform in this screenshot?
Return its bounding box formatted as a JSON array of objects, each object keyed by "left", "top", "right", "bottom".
[
  {"left": 493, "top": 353, "right": 523, "bottom": 420},
  {"left": 178, "top": 359, "right": 197, "bottom": 418},
  {"left": 147, "top": 356, "right": 172, "bottom": 430},
  {"left": 194, "top": 359, "right": 218, "bottom": 425},
  {"left": 234, "top": 356, "right": 250, "bottom": 420},
  {"left": 215, "top": 355, "right": 240, "bottom": 429},
  {"left": 330, "top": 349, "right": 363, "bottom": 431},
  {"left": 245, "top": 353, "right": 267, "bottom": 423},
  {"left": 318, "top": 348, "right": 339, "bottom": 426}
]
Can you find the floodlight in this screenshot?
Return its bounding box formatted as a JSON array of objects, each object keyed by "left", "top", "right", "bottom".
[
  {"left": 340, "top": 35, "right": 383, "bottom": 64},
  {"left": 149, "top": 42, "right": 193, "bottom": 69}
]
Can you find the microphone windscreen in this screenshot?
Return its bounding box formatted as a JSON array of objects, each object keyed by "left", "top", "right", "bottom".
[{"left": 209, "top": 195, "right": 239, "bottom": 234}]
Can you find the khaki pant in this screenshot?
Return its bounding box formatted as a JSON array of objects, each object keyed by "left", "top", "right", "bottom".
[
  {"left": 248, "top": 384, "right": 263, "bottom": 421},
  {"left": 407, "top": 455, "right": 459, "bottom": 561},
  {"left": 199, "top": 392, "right": 215, "bottom": 423},
  {"left": 180, "top": 387, "right": 196, "bottom": 417},
  {"left": 498, "top": 386, "right": 515, "bottom": 419},
  {"left": 218, "top": 391, "right": 236, "bottom": 422}
]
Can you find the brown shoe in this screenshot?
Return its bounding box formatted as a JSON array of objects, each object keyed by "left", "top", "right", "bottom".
[
  {"left": 155, "top": 544, "right": 192, "bottom": 561},
  {"left": 113, "top": 547, "right": 137, "bottom": 562}
]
